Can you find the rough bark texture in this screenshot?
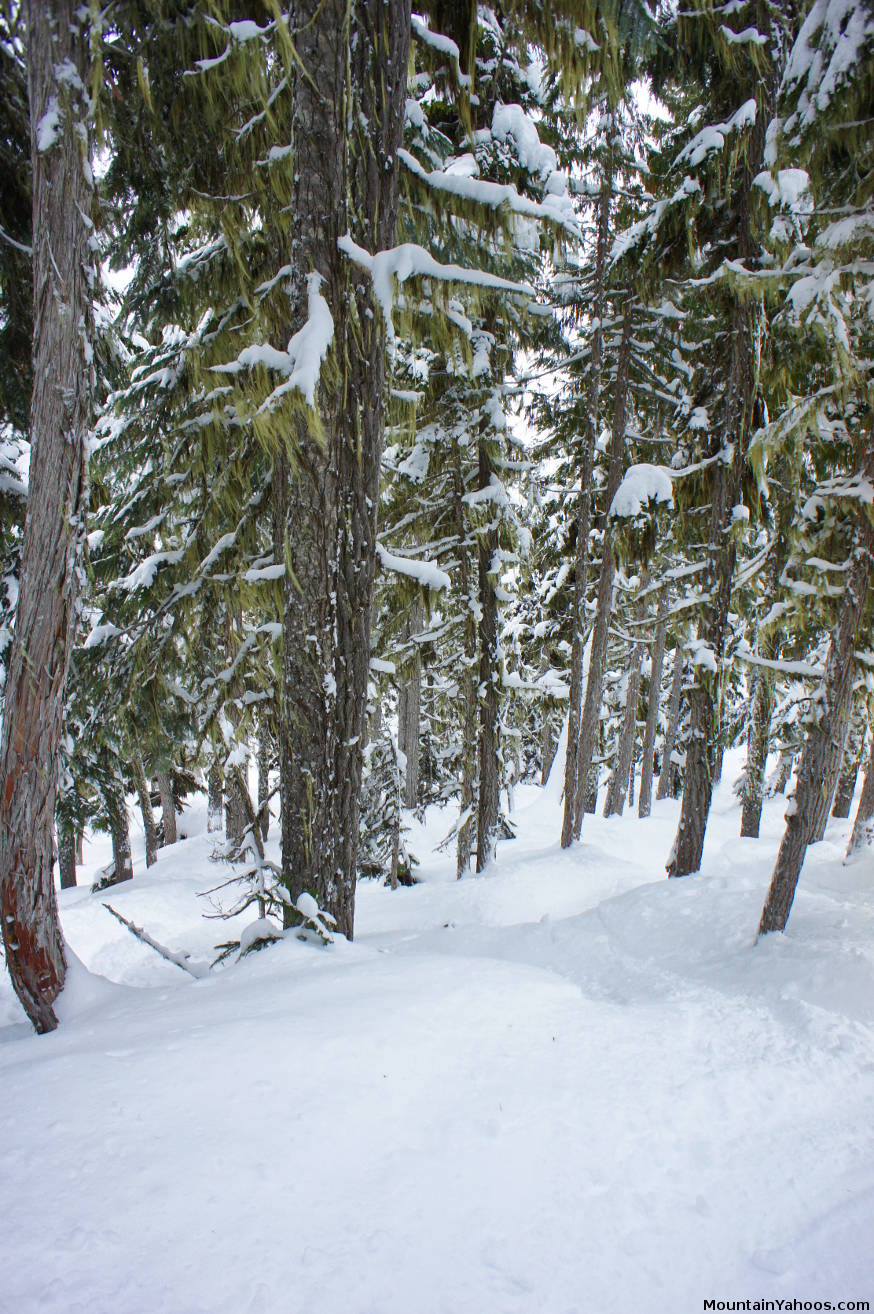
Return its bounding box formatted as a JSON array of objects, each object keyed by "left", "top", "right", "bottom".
[
  {"left": 740, "top": 667, "right": 775, "bottom": 839},
  {"left": 847, "top": 733, "right": 874, "bottom": 858},
  {"left": 808, "top": 695, "right": 851, "bottom": 842},
  {"left": 760, "top": 508, "right": 873, "bottom": 935},
  {"left": 57, "top": 818, "right": 76, "bottom": 891},
  {"left": 132, "top": 753, "right": 158, "bottom": 868},
  {"left": 561, "top": 173, "right": 612, "bottom": 848},
  {"left": 0, "top": 0, "right": 93, "bottom": 1032},
  {"left": 257, "top": 733, "right": 271, "bottom": 840},
  {"left": 158, "top": 770, "right": 177, "bottom": 847},
  {"left": 278, "top": 0, "right": 411, "bottom": 936},
  {"left": 572, "top": 293, "right": 633, "bottom": 838},
  {"left": 638, "top": 592, "right": 667, "bottom": 819},
  {"left": 657, "top": 643, "right": 685, "bottom": 801},
  {"left": 224, "top": 766, "right": 249, "bottom": 849},
  {"left": 476, "top": 442, "right": 501, "bottom": 873},
  {"left": 832, "top": 708, "right": 865, "bottom": 820},
  {"left": 604, "top": 628, "right": 644, "bottom": 818}
]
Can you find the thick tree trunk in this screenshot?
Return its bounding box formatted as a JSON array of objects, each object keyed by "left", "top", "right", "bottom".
[
  {"left": 808, "top": 694, "right": 852, "bottom": 843},
  {"left": 657, "top": 642, "right": 685, "bottom": 801},
  {"left": 257, "top": 732, "right": 271, "bottom": 840},
  {"left": 157, "top": 770, "right": 177, "bottom": 847},
  {"left": 638, "top": 592, "right": 667, "bottom": 819},
  {"left": 561, "top": 173, "right": 612, "bottom": 848},
  {"left": 76, "top": 830, "right": 84, "bottom": 865},
  {"left": 57, "top": 818, "right": 76, "bottom": 891},
  {"left": 0, "top": 0, "right": 94, "bottom": 1032},
  {"left": 572, "top": 294, "right": 633, "bottom": 837},
  {"left": 278, "top": 0, "right": 410, "bottom": 936},
  {"left": 476, "top": 443, "right": 501, "bottom": 872},
  {"left": 132, "top": 753, "right": 159, "bottom": 868},
  {"left": 454, "top": 443, "right": 478, "bottom": 878},
  {"left": 833, "top": 709, "right": 865, "bottom": 819},
  {"left": 103, "top": 775, "right": 133, "bottom": 887},
  {"left": 847, "top": 734, "right": 874, "bottom": 859},
  {"left": 224, "top": 765, "right": 249, "bottom": 849},
  {"left": 760, "top": 509, "right": 873, "bottom": 934}
]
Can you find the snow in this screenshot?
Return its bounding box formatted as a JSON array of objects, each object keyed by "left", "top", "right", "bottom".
[
  {"left": 36, "top": 97, "right": 61, "bottom": 153},
  {"left": 609, "top": 463, "right": 674, "bottom": 518},
  {"left": 3, "top": 756, "right": 874, "bottom": 1313},
  {"left": 491, "top": 103, "right": 558, "bottom": 180},
  {"left": 375, "top": 541, "right": 451, "bottom": 591}
]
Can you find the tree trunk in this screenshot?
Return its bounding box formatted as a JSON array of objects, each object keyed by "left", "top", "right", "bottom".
[
  {"left": 257, "top": 732, "right": 271, "bottom": 840},
  {"left": 278, "top": 0, "right": 410, "bottom": 937},
  {"left": 657, "top": 642, "right": 685, "bottom": 801},
  {"left": 476, "top": 442, "right": 501, "bottom": 872},
  {"left": 572, "top": 293, "right": 633, "bottom": 838},
  {"left": 561, "top": 171, "right": 612, "bottom": 848},
  {"left": 541, "top": 711, "right": 557, "bottom": 787},
  {"left": 808, "top": 694, "right": 852, "bottom": 843},
  {"left": 0, "top": 0, "right": 94, "bottom": 1032},
  {"left": 847, "top": 733, "right": 874, "bottom": 859},
  {"left": 454, "top": 441, "right": 478, "bottom": 878},
  {"left": 57, "top": 818, "right": 76, "bottom": 891},
  {"left": 759, "top": 507, "right": 873, "bottom": 935},
  {"left": 207, "top": 764, "right": 223, "bottom": 834},
  {"left": 132, "top": 753, "right": 159, "bottom": 868},
  {"left": 638, "top": 592, "right": 667, "bottom": 819},
  {"left": 773, "top": 752, "right": 793, "bottom": 795},
  {"left": 76, "top": 830, "right": 84, "bottom": 865},
  {"left": 740, "top": 668, "right": 776, "bottom": 839},
  {"left": 103, "top": 775, "right": 133, "bottom": 887},
  {"left": 399, "top": 597, "right": 423, "bottom": 810},
  {"left": 831, "top": 703, "right": 865, "bottom": 820},
  {"left": 157, "top": 770, "right": 177, "bottom": 847}
]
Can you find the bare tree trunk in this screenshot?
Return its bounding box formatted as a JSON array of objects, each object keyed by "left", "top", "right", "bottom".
[
  {"left": 638, "top": 592, "right": 667, "bottom": 819},
  {"left": 0, "top": 0, "right": 94, "bottom": 1032},
  {"left": 476, "top": 442, "right": 501, "bottom": 872},
  {"left": 57, "top": 817, "right": 76, "bottom": 891},
  {"left": 132, "top": 753, "right": 159, "bottom": 868},
  {"left": 572, "top": 293, "right": 633, "bottom": 838},
  {"left": 454, "top": 442, "right": 478, "bottom": 878},
  {"left": 831, "top": 704, "right": 865, "bottom": 820},
  {"left": 157, "top": 770, "right": 177, "bottom": 847},
  {"left": 657, "top": 643, "right": 685, "bottom": 801},
  {"left": 773, "top": 752, "right": 793, "bottom": 795},
  {"left": 103, "top": 775, "right": 133, "bottom": 887},
  {"left": 808, "top": 694, "right": 852, "bottom": 843},
  {"left": 741, "top": 669, "right": 775, "bottom": 839},
  {"left": 561, "top": 172, "right": 612, "bottom": 848},
  {"left": 400, "top": 598, "right": 422, "bottom": 810},
  {"left": 760, "top": 508, "right": 873, "bottom": 935},
  {"left": 278, "top": 0, "right": 411, "bottom": 937},
  {"left": 541, "top": 711, "right": 557, "bottom": 787},
  {"left": 76, "top": 830, "right": 84, "bottom": 865},
  {"left": 207, "top": 764, "right": 223, "bottom": 834},
  {"left": 847, "top": 734, "right": 874, "bottom": 859}
]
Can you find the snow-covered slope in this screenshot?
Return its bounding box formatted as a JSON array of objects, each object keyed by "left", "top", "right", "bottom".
[{"left": 2, "top": 751, "right": 873, "bottom": 1314}]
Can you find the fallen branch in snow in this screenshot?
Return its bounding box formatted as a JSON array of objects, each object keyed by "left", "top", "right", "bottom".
[{"left": 103, "top": 904, "right": 210, "bottom": 979}]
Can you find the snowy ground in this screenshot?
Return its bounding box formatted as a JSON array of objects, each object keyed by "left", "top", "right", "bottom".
[{"left": 2, "top": 750, "right": 873, "bottom": 1314}]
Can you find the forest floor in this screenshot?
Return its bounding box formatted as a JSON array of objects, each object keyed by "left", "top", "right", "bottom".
[{"left": 2, "top": 749, "right": 873, "bottom": 1314}]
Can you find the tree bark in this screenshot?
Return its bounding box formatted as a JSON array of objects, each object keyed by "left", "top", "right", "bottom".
[
  {"left": 833, "top": 708, "right": 865, "bottom": 820},
  {"left": 808, "top": 693, "right": 852, "bottom": 843},
  {"left": 759, "top": 508, "right": 873, "bottom": 935},
  {"left": 399, "top": 597, "right": 423, "bottom": 810},
  {"left": 476, "top": 442, "right": 501, "bottom": 872},
  {"left": 572, "top": 292, "right": 633, "bottom": 837},
  {"left": 454, "top": 441, "right": 478, "bottom": 878},
  {"left": 604, "top": 629, "right": 644, "bottom": 818},
  {"left": 657, "top": 642, "right": 685, "bottom": 801},
  {"left": 561, "top": 171, "right": 612, "bottom": 848},
  {"left": 0, "top": 0, "right": 94, "bottom": 1032},
  {"left": 157, "top": 770, "right": 177, "bottom": 847},
  {"left": 638, "top": 592, "right": 667, "bottom": 819},
  {"left": 207, "top": 763, "right": 223, "bottom": 834},
  {"left": 740, "top": 667, "right": 775, "bottom": 839},
  {"left": 132, "top": 753, "right": 159, "bottom": 868},
  {"left": 257, "top": 732, "right": 271, "bottom": 840},
  {"left": 278, "top": 0, "right": 411, "bottom": 936}
]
